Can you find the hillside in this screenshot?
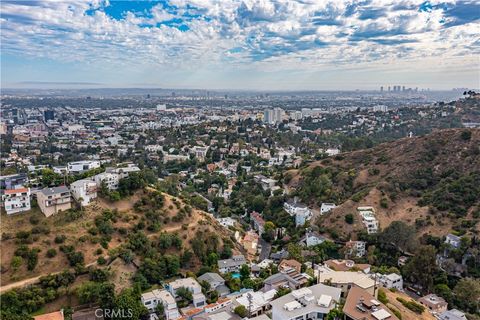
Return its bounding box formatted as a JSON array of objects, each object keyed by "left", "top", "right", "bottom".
[
  {"left": 288, "top": 128, "right": 480, "bottom": 240},
  {"left": 0, "top": 188, "right": 238, "bottom": 289}
]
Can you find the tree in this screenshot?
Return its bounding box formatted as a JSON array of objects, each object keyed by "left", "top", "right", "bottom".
[
  {"left": 111, "top": 288, "right": 148, "bottom": 320},
  {"left": 234, "top": 305, "right": 248, "bottom": 318},
  {"left": 403, "top": 245, "right": 437, "bottom": 292},
  {"left": 239, "top": 264, "right": 250, "bottom": 281},
  {"left": 453, "top": 278, "right": 480, "bottom": 313},
  {"left": 176, "top": 287, "right": 193, "bottom": 302},
  {"left": 345, "top": 213, "right": 354, "bottom": 224},
  {"left": 155, "top": 302, "right": 165, "bottom": 319},
  {"left": 379, "top": 221, "right": 417, "bottom": 253}
]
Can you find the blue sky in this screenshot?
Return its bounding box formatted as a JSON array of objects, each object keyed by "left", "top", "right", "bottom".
[{"left": 1, "top": 0, "right": 479, "bottom": 90}]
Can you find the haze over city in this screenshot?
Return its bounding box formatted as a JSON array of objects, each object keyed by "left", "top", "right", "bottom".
[{"left": 1, "top": 0, "right": 479, "bottom": 90}]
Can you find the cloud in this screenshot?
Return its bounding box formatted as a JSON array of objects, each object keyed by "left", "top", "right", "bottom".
[{"left": 0, "top": 0, "right": 478, "bottom": 89}]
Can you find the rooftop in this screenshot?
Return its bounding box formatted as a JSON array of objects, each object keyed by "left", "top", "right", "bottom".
[{"left": 343, "top": 286, "right": 398, "bottom": 320}]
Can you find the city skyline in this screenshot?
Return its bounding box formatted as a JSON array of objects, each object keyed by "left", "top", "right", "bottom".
[{"left": 1, "top": 0, "right": 479, "bottom": 90}]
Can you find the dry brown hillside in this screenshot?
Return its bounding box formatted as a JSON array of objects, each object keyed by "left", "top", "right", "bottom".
[
  {"left": 0, "top": 188, "right": 238, "bottom": 288},
  {"left": 288, "top": 128, "right": 480, "bottom": 240}
]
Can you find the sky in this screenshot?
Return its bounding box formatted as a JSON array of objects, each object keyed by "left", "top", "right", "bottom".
[{"left": 1, "top": 0, "right": 479, "bottom": 90}]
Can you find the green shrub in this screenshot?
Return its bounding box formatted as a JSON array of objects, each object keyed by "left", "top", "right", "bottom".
[
  {"left": 396, "top": 297, "right": 425, "bottom": 314},
  {"left": 378, "top": 289, "right": 389, "bottom": 304}
]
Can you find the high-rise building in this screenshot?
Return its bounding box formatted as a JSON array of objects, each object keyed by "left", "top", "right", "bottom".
[
  {"left": 44, "top": 110, "right": 54, "bottom": 121},
  {"left": 380, "top": 86, "right": 384, "bottom": 92},
  {"left": 273, "top": 107, "right": 284, "bottom": 124}
]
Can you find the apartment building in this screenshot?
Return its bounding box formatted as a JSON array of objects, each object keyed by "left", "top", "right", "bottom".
[
  {"left": 2, "top": 187, "right": 31, "bottom": 214},
  {"left": 37, "top": 186, "right": 72, "bottom": 217}
]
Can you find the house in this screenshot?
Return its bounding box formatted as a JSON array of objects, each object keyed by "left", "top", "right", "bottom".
[
  {"left": 325, "top": 260, "right": 370, "bottom": 274},
  {"left": 270, "top": 284, "right": 341, "bottom": 320},
  {"left": 419, "top": 294, "right": 448, "bottom": 314},
  {"left": 445, "top": 234, "right": 462, "bottom": 249},
  {"left": 216, "top": 217, "right": 236, "bottom": 228},
  {"left": 357, "top": 207, "right": 379, "bottom": 234},
  {"left": 302, "top": 231, "right": 326, "bottom": 247},
  {"left": 141, "top": 289, "right": 180, "bottom": 320},
  {"left": 192, "top": 146, "right": 209, "bottom": 160},
  {"left": 279, "top": 259, "right": 302, "bottom": 274},
  {"left": 94, "top": 172, "right": 120, "bottom": 190},
  {"left": 263, "top": 272, "right": 309, "bottom": 292},
  {"left": 377, "top": 273, "right": 403, "bottom": 291},
  {"left": 0, "top": 173, "right": 28, "bottom": 190},
  {"left": 251, "top": 211, "right": 265, "bottom": 235},
  {"left": 109, "top": 164, "right": 140, "bottom": 179},
  {"left": 345, "top": 240, "right": 367, "bottom": 258},
  {"left": 317, "top": 267, "right": 376, "bottom": 298},
  {"left": 2, "top": 188, "right": 31, "bottom": 214},
  {"left": 197, "top": 273, "right": 230, "bottom": 297},
  {"left": 37, "top": 186, "right": 72, "bottom": 217},
  {"left": 243, "top": 231, "right": 259, "bottom": 256},
  {"left": 270, "top": 249, "right": 289, "bottom": 262},
  {"left": 343, "top": 286, "right": 398, "bottom": 320},
  {"left": 284, "top": 200, "right": 313, "bottom": 227},
  {"left": 33, "top": 310, "right": 65, "bottom": 320},
  {"left": 67, "top": 160, "right": 100, "bottom": 174},
  {"left": 236, "top": 289, "right": 277, "bottom": 318},
  {"left": 70, "top": 179, "right": 97, "bottom": 206},
  {"left": 320, "top": 203, "right": 336, "bottom": 215},
  {"left": 167, "top": 277, "right": 206, "bottom": 308},
  {"left": 218, "top": 255, "right": 246, "bottom": 274},
  {"left": 438, "top": 309, "right": 468, "bottom": 320}
]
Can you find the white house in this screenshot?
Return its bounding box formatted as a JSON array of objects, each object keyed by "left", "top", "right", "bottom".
[
  {"left": 94, "top": 172, "right": 120, "bottom": 191},
  {"left": 320, "top": 203, "right": 336, "bottom": 215},
  {"left": 357, "top": 207, "right": 379, "bottom": 234},
  {"left": 236, "top": 289, "right": 277, "bottom": 318},
  {"left": 67, "top": 160, "right": 101, "bottom": 174},
  {"left": 270, "top": 284, "right": 341, "bottom": 320},
  {"left": 378, "top": 273, "right": 403, "bottom": 291},
  {"left": 345, "top": 240, "right": 367, "bottom": 258},
  {"left": 284, "top": 200, "right": 313, "bottom": 226},
  {"left": 141, "top": 289, "right": 180, "bottom": 320},
  {"left": 445, "top": 234, "right": 462, "bottom": 249},
  {"left": 109, "top": 164, "right": 140, "bottom": 179},
  {"left": 167, "top": 277, "right": 206, "bottom": 308},
  {"left": 2, "top": 187, "right": 31, "bottom": 214},
  {"left": 303, "top": 231, "right": 326, "bottom": 247},
  {"left": 70, "top": 179, "right": 97, "bottom": 206}
]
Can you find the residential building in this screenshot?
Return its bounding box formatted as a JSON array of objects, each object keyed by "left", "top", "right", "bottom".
[
  {"left": 279, "top": 259, "right": 302, "bottom": 274},
  {"left": 302, "top": 231, "right": 326, "bottom": 247},
  {"left": 357, "top": 207, "right": 379, "bottom": 234},
  {"left": 438, "top": 309, "right": 468, "bottom": 320},
  {"left": 263, "top": 272, "right": 309, "bottom": 292},
  {"left": 284, "top": 200, "right": 313, "bottom": 226},
  {"left": 345, "top": 240, "right": 367, "bottom": 258},
  {"left": 33, "top": 310, "right": 64, "bottom": 320},
  {"left": 167, "top": 278, "right": 206, "bottom": 308},
  {"left": 94, "top": 172, "right": 120, "bottom": 191},
  {"left": 243, "top": 231, "right": 259, "bottom": 256},
  {"left": 197, "top": 273, "right": 230, "bottom": 297},
  {"left": 218, "top": 255, "right": 246, "bottom": 274},
  {"left": 251, "top": 211, "right": 265, "bottom": 235},
  {"left": 270, "top": 284, "right": 341, "bottom": 320},
  {"left": 0, "top": 173, "right": 28, "bottom": 190},
  {"left": 325, "top": 260, "right": 370, "bottom": 274},
  {"left": 2, "top": 187, "right": 31, "bottom": 214},
  {"left": 70, "top": 179, "right": 97, "bottom": 206},
  {"left": 109, "top": 164, "right": 140, "bottom": 179},
  {"left": 320, "top": 203, "right": 336, "bottom": 215},
  {"left": 67, "top": 160, "right": 101, "bottom": 174},
  {"left": 445, "top": 234, "right": 462, "bottom": 249},
  {"left": 236, "top": 289, "right": 277, "bottom": 317},
  {"left": 343, "top": 286, "right": 398, "bottom": 320},
  {"left": 317, "top": 267, "right": 376, "bottom": 298},
  {"left": 419, "top": 294, "right": 448, "bottom": 314},
  {"left": 141, "top": 289, "right": 180, "bottom": 320},
  {"left": 377, "top": 273, "right": 403, "bottom": 291},
  {"left": 37, "top": 186, "right": 72, "bottom": 217}
]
